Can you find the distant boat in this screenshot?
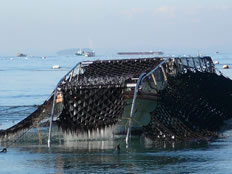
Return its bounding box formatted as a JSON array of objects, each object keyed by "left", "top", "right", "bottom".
[
  {"left": 52, "top": 65, "right": 60, "bottom": 69},
  {"left": 75, "top": 48, "right": 95, "bottom": 57},
  {"left": 117, "top": 51, "right": 164, "bottom": 55},
  {"left": 223, "top": 65, "right": 229, "bottom": 69},
  {"left": 16, "top": 53, "right": 27, "bottom": 57},
  {"left": 75, "top": 49, "right": 84, "bottom": 56},
  {"left": 84, "top": 51, "right": 95, "bottom": 57}
]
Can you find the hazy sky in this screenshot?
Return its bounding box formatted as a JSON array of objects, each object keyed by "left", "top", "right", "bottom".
[{"left": 0, "top": 0, "right": 232, "bottom": 55}]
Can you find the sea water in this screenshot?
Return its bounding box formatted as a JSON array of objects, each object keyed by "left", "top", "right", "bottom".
[{"left": 0, "top": 52, "right": 232, "bottom": 173}]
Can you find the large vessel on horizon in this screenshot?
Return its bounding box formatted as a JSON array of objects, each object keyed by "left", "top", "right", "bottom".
[
  {"left": 16, "top": 53, "right": 27, "bottom": 57},
  {"left": 117, "top": 51, "right": 164, "bottom": 55}
]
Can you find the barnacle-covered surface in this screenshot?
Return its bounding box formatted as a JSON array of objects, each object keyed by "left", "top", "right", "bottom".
[
  {"left": 144, "top": 71, "right": 232, "bottom": 142},
  {"left": 57, "top": 58, "right": 163, "bottom": 132},
  {"left": 67, "top": 58, "right": 163, "bottom": 88}
]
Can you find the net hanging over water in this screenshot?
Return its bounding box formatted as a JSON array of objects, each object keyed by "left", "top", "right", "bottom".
[{"left": 0, "top": 56, "right": 232, "bottom": 144}]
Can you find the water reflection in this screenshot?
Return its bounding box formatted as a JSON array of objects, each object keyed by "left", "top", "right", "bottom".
[
  {"left": 2, "top": 121, "right": 232, "bottom": 173},
  {"left": 0, "top": 132, "right": 212, "bottom": 173}
]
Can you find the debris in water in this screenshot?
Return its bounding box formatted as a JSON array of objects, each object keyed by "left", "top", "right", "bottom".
[
  {"left": 0, "top": 148, "right": 7, "bottom": 153},
  {"left": 223, "top": 65, "right": 229, "bottom": 69},
  {"left": 52, "top": 65, "right": 60, "bottom": 69}
]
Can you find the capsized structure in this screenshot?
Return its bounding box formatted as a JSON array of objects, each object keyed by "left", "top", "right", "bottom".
[{"left": 1, "top": 56, "right": 232, "bottom": 146}]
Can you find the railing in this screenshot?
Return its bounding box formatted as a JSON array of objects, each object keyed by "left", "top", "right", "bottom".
[
  {"left": 125, "top": 56, "right": 216, "bottom": 145},
  {"left": 125, "top": 59, "right": 169, "bottom": 145},
  {"left": 48, "top": 62, "right": 84, "bottom": 147}
]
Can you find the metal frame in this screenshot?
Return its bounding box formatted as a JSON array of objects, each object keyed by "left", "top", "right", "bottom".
[
  {"left": 47, "top": 57, "right": 215, "bottom": 147},
  {"left": 48, "top": 62, "right": 83, "bottom": 147},
  {"left": 125, "top": 57, "right": 215, "bottom": 145},
  {"left": 125, "top": 73, "right": 146, "bottom": 145},
  {"left": 125, "top": 59, "right": 169, "bottom": 145}
]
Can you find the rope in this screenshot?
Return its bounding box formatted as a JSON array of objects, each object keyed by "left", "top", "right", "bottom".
[
  {"left": 0, "top": 125, "right": 36, "bottom": 153},
  {"left": 0, "top": 105, "right": 43, "bottom": 153},
  {"left": 0, "top": 105, "right": 38, "bottom": 112},
  {"left": 0, "top": 108, "right": 36, "bottom": 115}
]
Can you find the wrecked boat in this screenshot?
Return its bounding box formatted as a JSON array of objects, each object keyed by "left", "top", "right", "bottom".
[{"left": 1, "top": 56, "right": 232, "bottom": 146}]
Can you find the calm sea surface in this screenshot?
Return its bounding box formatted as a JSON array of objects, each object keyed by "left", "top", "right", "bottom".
[{"left": 0, "top": 53, "right": 232, "bottom": 173}]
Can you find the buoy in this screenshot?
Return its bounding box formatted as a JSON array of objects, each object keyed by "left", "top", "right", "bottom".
[
  {"left": 223, "top": 65, "right": 229, "bottom": 69},
  {"left": 56, "top": 92, "right": 63, "bottom": 103},
  {"left": 214, "top": 61, "right": 219, "bottom": 64},
  {"left": 0, "top": 148, "right": 7, "bottom": 153},
  {"left": 52, "top": 65, "right": 60, "bottom": 69}
]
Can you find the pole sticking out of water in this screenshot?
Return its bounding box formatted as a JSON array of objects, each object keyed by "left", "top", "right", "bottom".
[
  {"left": 126, "top": 73, "right": 146, "bottom": 145},
  {"left": 48, "top": 89, "right": 58, "bottom": 147},
  {"left": 47, "top": 62, "right": 82, "bottom": 147}
]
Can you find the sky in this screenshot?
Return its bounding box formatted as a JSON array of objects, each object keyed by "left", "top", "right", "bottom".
[{"left": 0, "top": 0, "right": 232, "bottom": 55}]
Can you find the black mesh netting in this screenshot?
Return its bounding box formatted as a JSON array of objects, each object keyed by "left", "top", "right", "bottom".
[
  {"left": 0, "top": 58, "right": 163, "bottom": 139},
  {"left": 72, "top": 58, "right": 163, "bottom": 88},
  {"left": 144, "top": 71, "right": 232, "bottom": 142},
  {"left": 56, "top": 58, "right": 163, "bottom": 132},
  {"left": 2, "top": 57, "right": 232, "bottom": 143},
  {"left": 0, "top": 97, "right": 54, "bottom": 139},
  {"left": 57, "top": 87, "right": 126, "bottom": 133}
]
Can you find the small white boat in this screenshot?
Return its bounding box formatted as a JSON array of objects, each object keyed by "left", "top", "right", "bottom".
[
  {"left": 84, "top": 51, "right": 95, "bottom": 57},
  {"left": 75, "top": 49, "right": 84, "bottom": 56},
  {"left": 214, "top": 61, "right": 219, "bottom": 64},
  {"left": 75, "top": 48, "right": 95, "bottom": 57},
  {"left": 223, "top": 65, "right": 229, "bottom": 69},
  {"left": 52, "top": 65, "right": 60, "bottom": 69}
]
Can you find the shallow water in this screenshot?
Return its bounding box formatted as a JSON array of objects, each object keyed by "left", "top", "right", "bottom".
[
  {"left": 1, "top": 134, "right": 232, "bottom": 174},
  {"left": 1, "top": 53, "right": 232, "bottom": 173}
]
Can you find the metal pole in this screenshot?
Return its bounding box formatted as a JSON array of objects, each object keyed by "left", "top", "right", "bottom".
[
  {"left": 125, "top": 59, "right": 169, "bottom": 146},
  {"left": 186, "top": 58, "right": 189, "bottom": 69},
  {"left": 47, "top": 62, "right": 83, "bottom": 147},
  {"left": 192, "top": 58, "right": 196, "bottom": 70},
  {"left": 203, "top": 58, "right": 209, "bottom": 72},
  {"left": 160, "top": 65, "right": 167, "bottom": 81},
  {"left": 198, "top": 58, "right": 203, "bottom": 72},
  {"left": 48, "top": 89, "right": 58, "bottom": 147},
  {"left": 151, "top": 73, "right": 157, "bottom": 86},
  {"left": 77, "top": 63, "right": 82, "bottom": 81},
  {"left": 69, "top": 70, "right": 74, "bottom": 82},
  {"left": 126, "top": 73, "right": 146, "bottom": 145}
]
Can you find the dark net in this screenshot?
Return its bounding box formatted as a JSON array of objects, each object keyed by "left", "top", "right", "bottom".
[
  {"left": 57, "top": 58, "right": 163, "bottom": 132},
  {"left": 144, "top": 71, "right": 232, "bottom": 142}
]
